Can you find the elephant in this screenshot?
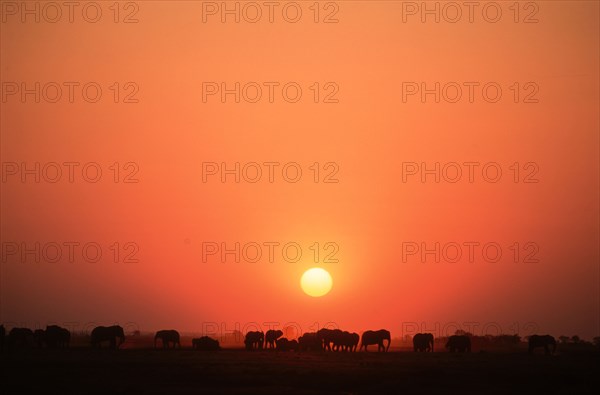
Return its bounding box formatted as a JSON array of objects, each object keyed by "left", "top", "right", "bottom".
[
  {"left": 342, "top": 331, "right": 360, "bottom": 352},
  {"left": 265, "top": 329, "right": 283, "bottom": 349},
  {"left": 446, "top": 335, "right": 471, "bottom": 352},
  {"left": 298, "top": 332, "right": 322, "bottom": 352},
  {"left": 329, "top": 331, "right": 359, "bottom": 352},
  {"left": 34, "top": 329, "right": 46, "bottom": 348},
  {"left": 528, "top": 335, "right": 556, "bottom": 355},
  {"left": 276, "top": 338, "right": 298, "bottom": 351},
  {"left": 0, "top": 325, "right": 4, "bottom": 352},
  {"left": 192, "top": 336, "right": 220, "bottom": 351},
  {"left": 154, "top": 330, "right": 181, "bottom": 349},
  {"left": 91, "top": 325, "right": 125, "bottom": 349},
  {"left": 8, "top": 328, "right": 34, "bottom": 349},
  {"left": 413, "top": 333, "right": 434, "bottom": 352},
  {"left": 360, "top": 329, "right": 391, "bottom": 352},
  {"left": 317, "top": 328, "right": 341, "bottom": 351},
  {"left": 45, "top": 325, "right": 70, "bottom": 348},
  {"left": 244, "top": 331, "right": 264, "bottom": 350}
]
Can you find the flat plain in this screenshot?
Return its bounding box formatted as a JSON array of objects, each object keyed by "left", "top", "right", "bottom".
[{"left": 1, "top": 347, "right": 598, "bottom": 394}]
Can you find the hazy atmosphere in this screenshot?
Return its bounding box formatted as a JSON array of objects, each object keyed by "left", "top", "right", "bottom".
[{"left": 1, "top": 0, "right": 598, "bottom": 346}]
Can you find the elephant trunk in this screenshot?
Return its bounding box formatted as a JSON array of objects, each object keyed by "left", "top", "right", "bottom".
[{"left": 385, "top": 336, "right": 391, "bottom": 352}]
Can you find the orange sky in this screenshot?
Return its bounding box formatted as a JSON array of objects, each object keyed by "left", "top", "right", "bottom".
[{"left": 1, "top": 1, "right": 599, "bottom": 340}]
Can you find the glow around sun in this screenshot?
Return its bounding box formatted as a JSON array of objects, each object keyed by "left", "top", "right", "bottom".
[{"left": 300, "top": 267, "right": 333, "bottom": 297}]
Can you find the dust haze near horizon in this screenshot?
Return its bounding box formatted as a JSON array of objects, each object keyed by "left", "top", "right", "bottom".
[{"left": 1, "top": 1, "right": 598, "bottom": 340}]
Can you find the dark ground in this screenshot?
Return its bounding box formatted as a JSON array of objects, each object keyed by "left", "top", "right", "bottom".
[{"left": 1, "top": 348, "right": 598, "bottom": 394}]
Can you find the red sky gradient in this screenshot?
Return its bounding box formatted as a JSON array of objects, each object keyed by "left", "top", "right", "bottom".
[{"left": 1, "top": 1, "right": 598, "bottom": 340}]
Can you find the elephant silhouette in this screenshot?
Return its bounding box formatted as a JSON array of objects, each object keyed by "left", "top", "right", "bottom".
[
  {"left": 34, "top": 329, "right": 46, "bottom": 348},
  {"left": 327, "top": 330, "right": 359, "bottom": 352},
  {"left": 360, "top": 329, "right": 391, "bottom": 352},
  {"left": 154, "top": 330, "right": 181, "bottom": 349},
  {"left": 45, "top": 325, "right": 70, "bottom": 348},
  {"left": 244, "top": 331, "right": 264, "bottom": 350},
  {"left": 91, "top": 325, "right": 125, "bottom": 349},
  {"left": 413, "top": 333, "right": 434, "bottom": 352},
  {"left": 446, "top": 335, "right": 471, "bottom": 352},
  {"left": 339, "top": 331, "right": 360, "bottom": 352},
  {"left": 265, "top": 329, "right": 283, "bottom": 349},
  {"left": 528, "top": 334, "right": 556, "bottom": 355},
  {"left": 298, "top": 332, "right": 321, "bottom": 352},
  {"left": 276, "top": 337, "right": 299, "bottom": 351},
  {"left": 0, "top": 325, "right": 4, "bottom": 352},
  {"left": 8, "top": 328, "right": 34, "bottom": 349},
  {"left": 192, "top": 336, "right": 220, "bottom": 351},
  {"left": 317, "top": 328, "right": 340, "bottom": 351}
]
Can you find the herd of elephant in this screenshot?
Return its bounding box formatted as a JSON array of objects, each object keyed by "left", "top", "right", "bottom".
[
  {"left": 243, "top": 329, "right": 389, "bottom": 352},
  {"left": 0, "top": 324, "right": 559, "bottom": 355},
  {"left": 0, "top": 324, "right": 127, "bottom": 350}
]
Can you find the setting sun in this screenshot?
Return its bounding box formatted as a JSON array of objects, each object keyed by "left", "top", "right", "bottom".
[{"left": 300, "top": 268, "right": 333, "bottom": 297}]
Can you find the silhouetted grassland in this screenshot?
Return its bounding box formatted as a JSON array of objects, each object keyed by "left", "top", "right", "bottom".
[{"left": 1, "top": 347, "right": 597, "bottom": 394}]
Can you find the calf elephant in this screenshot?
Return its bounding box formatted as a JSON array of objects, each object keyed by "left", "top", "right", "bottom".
[
  {"left": 91, "top": 325, "right": 125, "bottom": 349},
  {"left": 360, "top": 329, "right": 391, "bottom": 352},
  {"left": 413, "top": 333, "right": 434, "bottom": 352},
  {"left": 244, "top": 331, "right": 264, "bottom": 350},
  {"left": 45, "top": 325, "right": 70, "bottom": 348},
  {"left": 154, "top": 330, "right": 181, "bottom": 349},
  {"left": 192, "top": 336, "right": 220, "bottom": 351},
  {"left": 265, "top": 329, "right": 283, "bottom": 349},
  {"left": 528, "top": 335, "right": 556, "bottom": 355},
  {"left": 298, "top": 332, "right": 322, "bottom": 352},
  {"left": 446, "top": 335, "right": 471, "bottom": 352},
  {"left": 276, "top": 338, "right": 298, "bottom": 351},
  {"left": 8, "top": 328, "right": 34, "bottom": 349}
]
